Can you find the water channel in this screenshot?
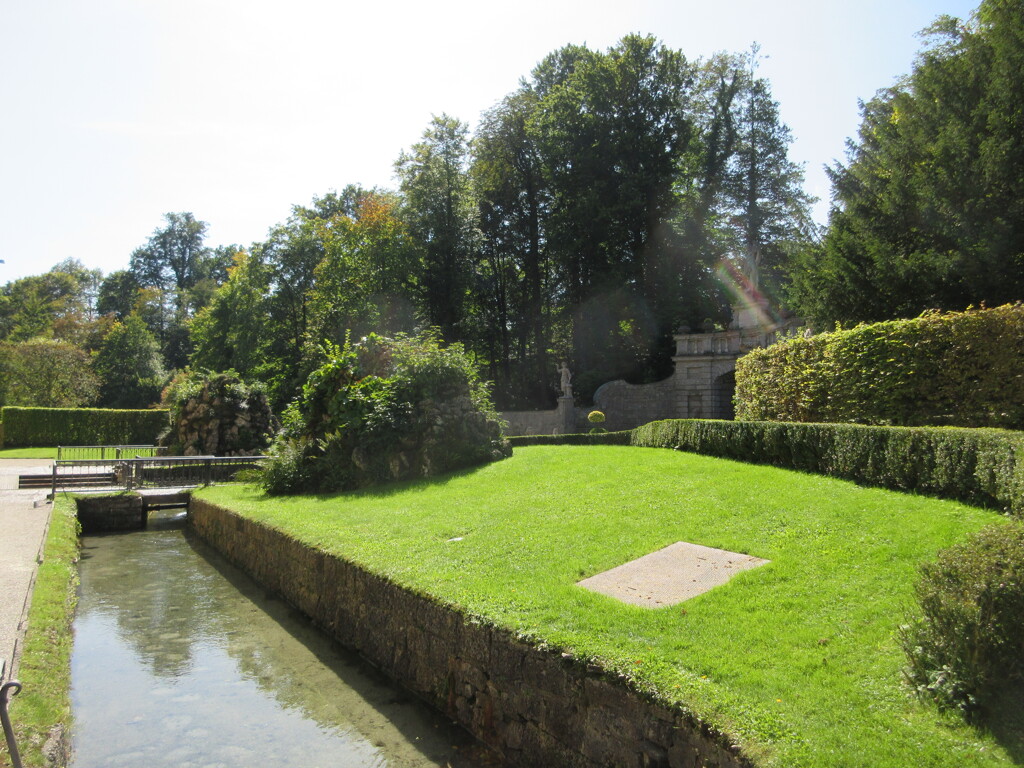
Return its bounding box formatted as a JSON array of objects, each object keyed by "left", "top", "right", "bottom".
[{"left": 70, "top": 511, "right": 494, "bottom": 768}]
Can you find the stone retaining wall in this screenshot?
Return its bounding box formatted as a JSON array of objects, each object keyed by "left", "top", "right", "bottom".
[
  {"left": 189, "top": 498, "right": 751, "bottom": 768},
  {"left": 75, "top": 494, "right": 145, "bottom": 533}
]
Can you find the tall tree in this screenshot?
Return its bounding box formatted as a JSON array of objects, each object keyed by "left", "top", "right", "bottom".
[
  {"left": 529, "top": 35, "right": 698, "bottom": 392},
  {"left": 130, "top": 212, "right": 209, "bottom": 295},
  {"left": 722, "top": 48, "right": 815, "bottom": 294},
  {"left": 190, "top": 250, "right": 275, "bottom": 390},
  {"left": 396, "top": 115, "right": 479, "bottom": 341},
  {"left": 471, "top": 88, "right": 552, "bottom": 405},
  {"left": 128, "top": 212, "right": 215, "bottom": 368},
  {"left": 306, "top": 191, "right": 418, "bottom": 350},
  {"left": 0, "top": 270, "right": 82, "bottom": 342},
  {"left": 787, "top": 1, "right": 1024, "bottom": 326},
  {"left": 94, "top": 314, "right": 166, "bottom": 408},
  {"left": 97, "top": 270, "right": 142, "bottom": 320},
  {"left": 0, "top": 340, "right": 99, "bottom": 407}
]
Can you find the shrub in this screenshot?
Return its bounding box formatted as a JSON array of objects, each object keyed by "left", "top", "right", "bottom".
[
  {"left": 508, "top": 431, "right": 632, "bottom": 447},
  {"left": 262, "top": 332, "right": 510, "bottom": 494},
  {"left": 735, "top": 304, "right": 1024, "bottom": 429},
  {"left": 900, "top": 522, "right": 1024, "bottom": 717},
  {"left": 1, "top": 406, "right": 168, "bottom": 447},
  {"left": 161, "top": 370, "right": 277, "bottom": 456},
  {"left": 629, "top": 419, "right": 1024, "bottom": 514}
]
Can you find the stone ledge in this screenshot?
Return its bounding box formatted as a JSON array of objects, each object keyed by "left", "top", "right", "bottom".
[{"left": 188, "top": 498, "right": 753, "bottom": 768}]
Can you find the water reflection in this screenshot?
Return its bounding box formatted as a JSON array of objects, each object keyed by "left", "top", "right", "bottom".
[{"left": 71, "top": 511, "right": 491, "bottom": 768}]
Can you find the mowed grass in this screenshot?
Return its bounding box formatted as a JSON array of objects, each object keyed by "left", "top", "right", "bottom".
[
  {"left": 197, "top": 446, "right": 1021, "bottom": 768},
  {"left": 0, "top": 447, "right": 56, "bottom": 459},
  {"left": 5, "top": 497, "right": 78, "bottom": 768}
]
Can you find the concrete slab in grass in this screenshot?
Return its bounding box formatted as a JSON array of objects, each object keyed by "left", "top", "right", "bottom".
[{"left": 578, "top": 541, "right": 769, "bottom": 608}]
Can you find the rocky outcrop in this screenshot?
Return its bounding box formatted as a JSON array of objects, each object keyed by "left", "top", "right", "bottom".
[{"left": 164, "top": 373, "right": 277, "bottom": 456}]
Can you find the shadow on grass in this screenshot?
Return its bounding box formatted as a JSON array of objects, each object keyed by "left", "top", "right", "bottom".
[
  {"left": 983, "top": 685, "right": 1024, "bottom": 763},
  {"left": 284, "top": 461, "right": 501, "bottom": 503}
]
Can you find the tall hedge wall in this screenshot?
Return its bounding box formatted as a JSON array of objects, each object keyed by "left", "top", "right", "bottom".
[
  {"left": 631, "top": 419, "right": 1024, "bottom": 514},
  {"left": 1, "top": 407, "right": 169, "bottom": 447},
  {"left": 734, "top": 304, "right": 1024, "bottom": 429}
]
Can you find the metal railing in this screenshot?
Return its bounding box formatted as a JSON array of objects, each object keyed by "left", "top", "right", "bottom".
[
  {"left": 1, "top": 659, "right": 23, "bottom": 768},
  {"left": 50, "top": 456, "right": 267, "bottom": 495},
  {"left": 56, "top": 445, "right": 168, "bottom": 461},
  {"left": 129, "top": 456, "right": 267, "bottom": 489}
]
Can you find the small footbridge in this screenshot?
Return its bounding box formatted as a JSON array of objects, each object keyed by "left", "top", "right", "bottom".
[
  {"left": 16, "top": 450, "right": 268, "bottom": 536},
  {"left": 18, "top": 447, "right": 266, "bottom": 528}
]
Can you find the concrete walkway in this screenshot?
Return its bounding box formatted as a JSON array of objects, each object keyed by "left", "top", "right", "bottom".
[{"left": 0, "top": 461, "right": 54, "bottom": 684}]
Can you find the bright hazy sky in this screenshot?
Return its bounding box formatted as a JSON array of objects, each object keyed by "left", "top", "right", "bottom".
[{"left": 1, "top": 0, "right": 980, "bottom": 283}]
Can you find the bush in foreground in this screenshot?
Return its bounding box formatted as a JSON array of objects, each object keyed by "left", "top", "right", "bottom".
[
  {"left": 900, "top": 522, "right": 1024, "bottom": 717},
  {"left": 262, "top": 332, "right": 510, "bottom": 494}
]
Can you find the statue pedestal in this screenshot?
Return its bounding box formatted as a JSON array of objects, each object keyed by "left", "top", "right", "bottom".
[
  {"left": 556, "top": 395, "right": 576, "bottom": 434},
  {"left": 731, "top": 296, "right": 772, "bottom": 331}
]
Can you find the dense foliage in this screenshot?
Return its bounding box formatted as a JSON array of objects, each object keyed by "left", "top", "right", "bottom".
[
  {"left": 901, "top": 522, "right": 1024, "bottom": 717},
  {"left": 630, "top": 418, "right": 1024, "bottom": 514},
  {"left": 93, "top": 314, "right": 165, "bottom": 408},
  {"left": 262, "top": 332, "right": 510, "bottom": 494},
  {"left": 0, "top": 339, "right": 99, "bottom": 408},
  {"left": 161, "top": 370, "right": 277, "bottom": 456},
  {"left": 734, "top": 304, "right": 1024, "bottom": 428},
  {"left": 788, "top": 0, "right": 1024, "bottom": 326},
  {"left": 1, "top": 406, "right": 168, "bottom": 448},
  {"left": 188, "top": 37, "right": 811, "bottom": 409}
]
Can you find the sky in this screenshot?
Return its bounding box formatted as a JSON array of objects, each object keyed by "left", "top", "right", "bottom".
[{"left": 0, "top": 0, "right": 981, "bottom": 284}]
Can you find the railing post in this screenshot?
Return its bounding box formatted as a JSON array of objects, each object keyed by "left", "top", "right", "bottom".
[{"left": 51, "top": 462, "right": 58, "bottom": 499}]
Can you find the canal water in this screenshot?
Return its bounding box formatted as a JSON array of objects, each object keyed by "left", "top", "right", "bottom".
[{"left": 70, "top": 511, "right": 493, "bottom": 768}]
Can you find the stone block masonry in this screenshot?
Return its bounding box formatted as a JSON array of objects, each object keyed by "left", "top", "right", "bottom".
[
  {"left": 188, "top": 498, "right": 752, "bottom": 768},
  {"left": 75, "top": 494, "right": 145, "bottom": 533}
]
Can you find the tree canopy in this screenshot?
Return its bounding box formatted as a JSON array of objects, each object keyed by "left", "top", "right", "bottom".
[
  {"left": 4, "top": 32, "right": 820, "bottom": 411},
  {"left": 787, "top": 0, "right": 1024, "bottom": 327}
]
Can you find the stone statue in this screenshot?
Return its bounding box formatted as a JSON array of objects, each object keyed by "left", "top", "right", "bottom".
[{"left": 557, "top": 362, "right": 572, "bottom": 398}]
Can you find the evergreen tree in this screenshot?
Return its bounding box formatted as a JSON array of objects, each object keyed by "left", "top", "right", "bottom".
[{"left": 787, "top": 1, "right": 1024, "bottom": 326}]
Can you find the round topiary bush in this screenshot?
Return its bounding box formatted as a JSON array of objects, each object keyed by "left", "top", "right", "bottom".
[
  {"left": 262, "top": 332, "right": 511, "bottom": 494},
  {"left": 900, "top": 521, "right": 1024, "bottom": 718},
  {"left": 161, "top": 370, "right": 278, "bottom": 456}
]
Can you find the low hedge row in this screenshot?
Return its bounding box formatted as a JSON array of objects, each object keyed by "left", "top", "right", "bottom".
[
  {"left": 508, "top": 431, "right": 633, "bottom": 447},
  {"left": 734, "top": 304, "right": 1024, "bottom": 429},
  {"left": 630, "top": 419, "right": 1024, "bottom": 514},
  {"left": 1, "top": 406, "right": 169, "bottom": 448}
]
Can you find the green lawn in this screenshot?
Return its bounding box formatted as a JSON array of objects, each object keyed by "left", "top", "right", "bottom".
[
  {"left": 0, "top": 447, "right": 56, "bottom": 459},
  {"left": 6, "top": 497, "right": 78, "bottom": 768},
  {"left": 197, "top": 445, "right": 1022, "bottom": 768}
]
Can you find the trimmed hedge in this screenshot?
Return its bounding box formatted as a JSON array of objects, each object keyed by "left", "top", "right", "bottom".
[
  {"left": 509, "top": 431, "right": 633, "bottom": 447},
  {"left": 735, "top": 304, "right": 1024, "bottom": 429},
  {"left": 1, "top": 406, "right": 169, "bottom": 448},
  {"left": 630, "top": 419, "right": 1024, "bottom": 514}
]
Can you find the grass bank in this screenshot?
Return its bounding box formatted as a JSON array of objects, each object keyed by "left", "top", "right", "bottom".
[
  {"left": 197, "top": 445, "right": 1021, "bottom": 768},
  {"left": 2, "top": 498, "right": 77, "bottom": 768}
]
